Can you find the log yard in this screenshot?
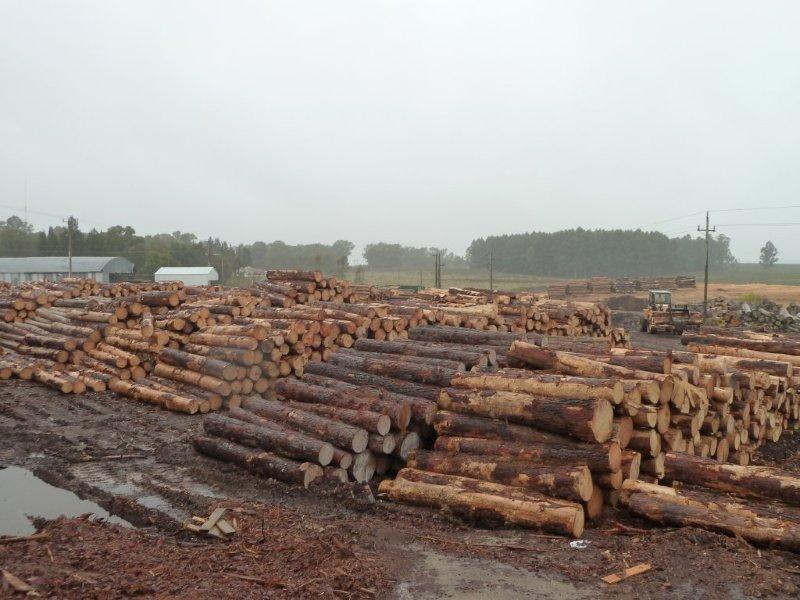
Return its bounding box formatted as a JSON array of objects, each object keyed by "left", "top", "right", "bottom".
[
  {"left": 1, "top": 270, "right": 800, "bottom": 598},
  {"left": 4, "top": 2, "right": 800, "bottom": 598}
]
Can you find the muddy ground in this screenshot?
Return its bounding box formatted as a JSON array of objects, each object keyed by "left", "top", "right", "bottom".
[{"left": 2, "top": 332, "right": 800, "bottom": 598}]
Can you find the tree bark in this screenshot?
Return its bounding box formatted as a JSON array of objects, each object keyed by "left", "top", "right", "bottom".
[
  {"left": 209, "top": 411, "right": 334, "bottom": 465},
  {"left": 242, "top": 396, "right": 369, "bottom": 453},
  {"left": 682, "top": 332, "right": 800, "bottom": 356},
  {"left": 327, "top": 352, "right": 457, "bottom": 387},
  {"left": 304, "top": 360, "right": 441, "bottom": 402},
  {"left": 451, "top": 370, "right": 624, "bottom": 405},
  {"left": 408, "top": 450, "right": 594, "bottom": 502},
  {"left": 286, "top": 401, "right": 391, "bottom": 435},
  {"left": 664, "top": 451, "right": 800, "bottom": 506},
  {"left": 353, "top": 338, "right": 490, "bottom": 368},
  {"left": 337, "top": 348, "right": 466, "bottom": 372},
  {"left": 193, "top": 435, "right": 322, "bottom": 488},
  {"left": 152, "top": 363, "right": 232, "bottom": 395},
  {"left": 408, "top": 325, "right": 536, "bottom": 347},
  {"left": 433, "top": 435, "right": 620, "bottom": 473},
  {"left": 380, "top": 468, "right": 584, "bottom": 537},
  {"left": 438, "top": 387, "right": 613, "bottom": 443},
  {"left": 620, "top": 480, "right": 800, "bottom": 553},
  {"left": 159, "top": 348, "right": 239, "bottom": 381},
  {"left": 275, "top": 377, "right": 411, "bottom": 430},
  {"left": 108, "top": 378, "right": 199, "bottom": 413}
]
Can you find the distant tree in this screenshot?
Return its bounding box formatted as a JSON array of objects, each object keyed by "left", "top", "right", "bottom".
[
  {"left": 759, "top": 241, "right": 778, "bottom": 268},
  {"left": 354, "top": 265, "right": 365, "bottom": 284}
]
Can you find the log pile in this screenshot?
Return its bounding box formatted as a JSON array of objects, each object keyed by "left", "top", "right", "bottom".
[
  {"left": 547, "top": 275, "right": 695, "bottom": 297},
  {"left": 353, "top": 286, "right": 620, "bottom": 340},
  {"left": 708, "top": 297, "right": 800, "bottom": 332},
  {"left": 194, "top": 338, "right": 503, "bottom": 484},
  {"left": 377, "top": 331, "right": 800, "bottom": 541}
]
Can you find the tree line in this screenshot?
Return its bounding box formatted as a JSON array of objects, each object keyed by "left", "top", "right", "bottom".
[
  {"left": 465, "top": 229, "right": 736, "bottom": 277},
  {"left": 1, "top": 216, "right": 738, "bottom": 281}
]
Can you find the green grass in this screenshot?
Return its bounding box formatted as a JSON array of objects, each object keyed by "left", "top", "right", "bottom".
[
  {"left": 698, "top": 263, "right": 800, "bottom": 285},
  {"left": 738, "top": 292, "right": 765, "bottom": 305},
  {"left": 344, "top": 268, "right": 564, "bottom": 292}
]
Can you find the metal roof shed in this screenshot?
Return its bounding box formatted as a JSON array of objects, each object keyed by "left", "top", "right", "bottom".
[
  {"left": 0, "top": 256, "right": 134, "bottom": 284},
  {"left": 154, "top": 266, "right": 219, "bottom": 286}
]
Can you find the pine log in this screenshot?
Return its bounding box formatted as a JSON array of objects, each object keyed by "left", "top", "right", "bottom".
[
  {"left": 193, "top": 435, "right": 322, "bottom": 488},
  {"left": 337, "top": 348, "right": 465, "bottom": 372},
  {"left": 152, "top": 363, "right": 231, "bottom": 395},
  {"left": 433, "top": 436, "right": 620, "bottom": 473},
  {"left": 682, "top": 332, "right": 800, "bottom": 356},
  {"left": 109, "top": 378, "right": 199, "bottom": 413},
  {"left": 450, "top": 371, "right": 623, "bottom": 405},
  {"left": 241, "top": 397, "right": 369, "bottom": 452},
  {"left": 620, "top": 480, "right": 800, "bottom": 553},
  {"left": 380, "top": 468, "right": 584, "bottom": 537},
  {"left": 328, "top": 352, "right": 457, "bottom": 387},
  {"left": 208, "top": 411, "right": 334, "bottom": 465},
  {"left": 408, "top": 450, "right": 593, "bottom": 502},
  {"left": 286, "top": 401, "right": 391, "bottom": 435},
  {"left": 304, "top": 360, "right": 441, "bottom": 402},
  {"left": 274, "top": 377, "right": 410, "bottom": 430},
  {"left": 351, "top": 450, "right": 377, "bottom": 483},
  {"left": 392, "top": 431, "right": 421, "bottom": 460},
  {"left": 663, "top": 452, "right": 800, "bottom": 505},
  {"left": 353, "top": 338, "right": 489, "bottom": 368},
  {"left": 438, "top": 387, "right": 613, "bottom": 443},
  {"left": 159, "top": 348, "right": 238, "bottom": 381},
  {"left": 408, "top": 325, "right": 533, "bottom": 347},
  {"left": 627, "top": 429, "right": 661, "bottom": 457}
]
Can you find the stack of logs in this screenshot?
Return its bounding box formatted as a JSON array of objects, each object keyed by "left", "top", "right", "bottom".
[
  {"left": 377, "top": 327, "right": 800, "bottom": 545},
  {"left": 360, "top": 286, "right": 620, "bottom": 339},
  {"left": 548, "top": 275, "right": 696, "bottom": 297},
  {"left": 194, "top": 335, "right": 500, "bottom": 486}
]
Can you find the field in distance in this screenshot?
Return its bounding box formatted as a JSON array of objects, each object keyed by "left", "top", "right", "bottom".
[{"left": 343, "top": 267, "right": 563, "bottom": 291}]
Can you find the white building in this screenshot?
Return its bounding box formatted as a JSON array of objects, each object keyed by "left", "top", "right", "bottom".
[
  {"left": 154, "top": 266, "right": 219, "bottom": 286},
  {"left": 0, "top": 256, "right": 134, "bottom": 284}
]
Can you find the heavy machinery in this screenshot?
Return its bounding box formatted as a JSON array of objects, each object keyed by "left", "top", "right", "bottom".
[{"left": 640, "top": 289, "right": 701, "bottom": 334}]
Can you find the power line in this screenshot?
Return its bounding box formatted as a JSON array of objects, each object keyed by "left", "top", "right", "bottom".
[
  {"left": 644, "top": 204, "right": 800, "bottom": 229},
  {"left": 715, "top": 222, "right": 800, "bottom": 227},
  {"left": 645, "top": 211, "right": 705, "bottom": 227},
  {"left": 712, "top": 204, "right": 800, "bottom": 213}
]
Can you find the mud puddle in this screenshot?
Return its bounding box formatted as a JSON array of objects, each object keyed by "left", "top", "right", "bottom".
[
  {"left": 0, "top": 465, "right": 131, "bottom": 535},
  {"left": 395, "top": 545, "right": 594, "bottom": 599}
]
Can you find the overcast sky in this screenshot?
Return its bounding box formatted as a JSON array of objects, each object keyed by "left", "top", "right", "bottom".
[{"left": 1, "top": 1, "right": 799, "bottom": 263}]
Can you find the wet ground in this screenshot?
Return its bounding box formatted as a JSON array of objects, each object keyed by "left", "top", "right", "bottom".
[{"left": 1, "top": 366, "right": 800, "bottom": 598}]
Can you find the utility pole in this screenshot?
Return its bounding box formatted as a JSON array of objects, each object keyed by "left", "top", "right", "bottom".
[
  {"left": 697, "top": 211, "right": 715, "bottom": 319},
  {"left": 433, "top": 252, "right": 442, "bottom": 288},
  {"left": 64, "top": 216, "right": 75, "bottom": 277},
  {"left": 488, "top": 249, "right": 493, "bottom": 291}
]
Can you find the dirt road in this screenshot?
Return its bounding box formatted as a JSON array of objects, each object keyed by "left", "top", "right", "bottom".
[{"left": 1, "top": 375, "right": 799, "bottom": 598}]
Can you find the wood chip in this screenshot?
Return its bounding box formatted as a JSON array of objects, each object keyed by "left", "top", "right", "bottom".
[
  {"left": 2, "top": 570, "right": 34, "bottom": 593},
  {"left": 601, "top": 562, "right": 652, "bottom": 584},
  {"left": 0, "top": 532, "right": 51, "bottom": 545}
]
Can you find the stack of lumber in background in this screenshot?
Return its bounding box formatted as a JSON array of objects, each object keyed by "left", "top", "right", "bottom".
[
  {"left": 259, "top": 269, "right": 354, "bottom": 305},
  {"left": 588, "top": 277, "right": 613, "bottom": 295},
  {"left": 357, "top": 285, "right": 620, "bottom": 340},
  {"left": 546, "top": 275, "right": 696, "bottom": 297},
  {"left": 611, "top": 278, "right": 638, "bottom": 294}
]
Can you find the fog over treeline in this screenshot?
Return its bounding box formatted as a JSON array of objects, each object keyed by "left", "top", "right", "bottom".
[{"left": 0, "top": 215, "right": 735, "bottom": 280}]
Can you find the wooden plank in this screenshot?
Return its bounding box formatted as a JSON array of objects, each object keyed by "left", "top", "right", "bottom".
[
  {"left": 199, "top": 507, "right": 227, "bottom": 532},
  {"left": 601, "top": 563, "right": 652, "bottom": 584}
]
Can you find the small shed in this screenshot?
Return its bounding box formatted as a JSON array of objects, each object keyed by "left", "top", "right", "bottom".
[
  {"left": 154, "top": 266, "right": 219, "bottom": 286},
  {"left": 0, "top": 256, "right": 134, "bottom": 284}
]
